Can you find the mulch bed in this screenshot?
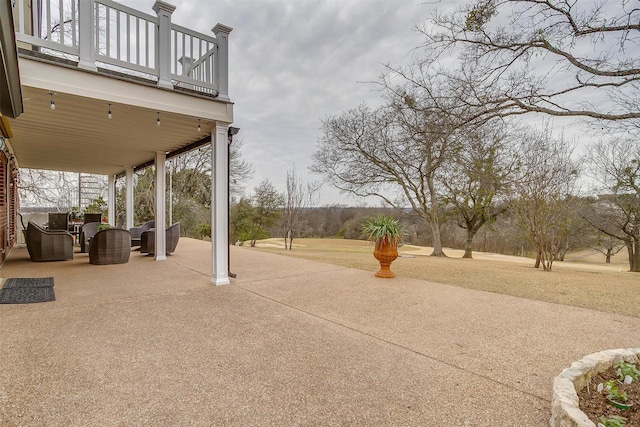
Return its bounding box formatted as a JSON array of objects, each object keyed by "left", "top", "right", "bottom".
[{"left": 578, "top": 365, "right": 639, "bottom": 425}]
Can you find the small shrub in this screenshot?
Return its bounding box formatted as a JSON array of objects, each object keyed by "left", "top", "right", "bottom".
[
  {"left": 97, "top": 224, "right": 112, "bottom": 232},
  {"left": 615, "top": 362, "right": 640, "bottom": 384},
  {"left": 196, "top": 223, "right": 211, "bottom": 240},
  {"left": 601, "top": 379, "right": 627, "bottom": 403},
  {"left": 598, "top": 415, "right": 627, "bottom": 427}
]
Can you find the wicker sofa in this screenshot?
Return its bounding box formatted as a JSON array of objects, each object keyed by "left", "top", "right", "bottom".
[
  {"left": 89, "top": 228, "right": 132, "bottom": 265},
  {"left": 25, "top": 221, "right": 74, "bottom": 262},
  {"left": 140, "top": 222, "right": 180, "bottom": 255}
]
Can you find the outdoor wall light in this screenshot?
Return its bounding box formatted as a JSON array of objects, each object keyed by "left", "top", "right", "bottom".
[
  {"left": 49, "top": 92, "right": 55, "bottom": 110},
  {"left": 197, "top": 118, "right": 201, "bottom": 132},
  {"left": 108, "top": 103, "right": 112, "bottom": 119},
  {"left": 156, "top": 112, "right": 160, "bottom": 126},
  {"left": 227, "top": 126, "right": 239, "bottom": 144}
]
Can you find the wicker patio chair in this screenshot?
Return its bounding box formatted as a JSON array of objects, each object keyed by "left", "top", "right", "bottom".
[
  {"left": 129, "top": 220, "right": 154, "bottom": 247},
  {"left": 79, "top": 222, "right": 100, "bottom": 253},
  {"left": 89, "top": 228, "right": 132, "bottom": 265},
  {"left": 83, "top": 213, "right": 102, "bottom": 224},
  {"left": 140, "top": 222, "right": 180, "bottom": 255},
  {"left": 25, "top": 221, "right": 74, "bottom": 262},
  {"left": 48, "top": 212, "right": 69, "bottom": 231}
]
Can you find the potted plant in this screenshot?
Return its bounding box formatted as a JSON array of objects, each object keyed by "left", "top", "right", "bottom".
[
  {"left": 362, "top": 215, "right": 404, "bottom": 278},
  {"left": 69, "top": 206, "right": 80, "bottom": 221},
  {"left": 97, "top": 223, "right": 112, "bottom": 232}
]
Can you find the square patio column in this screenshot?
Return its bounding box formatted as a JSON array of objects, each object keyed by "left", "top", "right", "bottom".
[
  {"left": 154, "top": 151, "right": 167, "bottom": 261},
  {"left": 211, "top": 122, "right": 230, "bottom": 285},
  {"left": 77, "top": 0, "right": 97, "bottom": 72},
  {"left": 212, "top": 24, "right": 232, "bottom": 102},
  {"left": 125, "top": 167, "right": 134, "bottom": 230},
  {"left": 153, "top": 1, "right": 176, "bottom": 90},
  {"left": 107, "top": 174, "right": 116, "bottom": 225}
]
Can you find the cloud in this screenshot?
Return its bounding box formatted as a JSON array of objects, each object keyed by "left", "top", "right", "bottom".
[{"left": 122, "top": 0, "right": 437, "bottom": 205}]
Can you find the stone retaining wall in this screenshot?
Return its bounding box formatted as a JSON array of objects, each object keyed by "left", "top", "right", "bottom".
[{"left": 550, "top": 348, "right": 640, "bottom": 427}]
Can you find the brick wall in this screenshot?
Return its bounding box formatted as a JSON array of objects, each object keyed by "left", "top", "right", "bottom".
[
  {"left": 0, "top": 152, "right": 18, "bottom": 264},
  {"left": 0, "top": 153, "right": 7, "bottom": 263}
]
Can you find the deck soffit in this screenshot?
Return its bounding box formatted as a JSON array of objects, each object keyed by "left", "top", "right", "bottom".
[{"left": 8, "top": 58, "right": 233, "bottom": 176}]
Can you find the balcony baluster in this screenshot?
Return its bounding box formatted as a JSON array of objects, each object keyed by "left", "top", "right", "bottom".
[{"left": 12, "top": 0, "right": 230, "bottom": 100}]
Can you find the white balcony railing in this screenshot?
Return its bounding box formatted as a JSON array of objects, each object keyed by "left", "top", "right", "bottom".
[{"left": 12, "top": 0, "right": 231, "bottom": 100}]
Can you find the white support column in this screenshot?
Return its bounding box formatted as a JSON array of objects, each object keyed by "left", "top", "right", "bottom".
[
  {"left": 212, "top": 24, "right": 232, "bottom": 102},
  {"left": 211, "top": 122, "right": 230, "bottom": 285},
  {"left": 107, "top": 175, "right": 115, "bottom": 226},
  {"left": 125, "top": 167, "right": 134, "bottom": 229},
  {"left": 153, "top": 1, "right": 176, "bottom": 89},
  {"left": 154, "top": 151, "right": 167, "bottom": 261},
  {"left": 78, "top": 0, "right": 97, "bottom": 71}
]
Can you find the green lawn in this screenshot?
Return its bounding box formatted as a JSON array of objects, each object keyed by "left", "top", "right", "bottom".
[{"left": 251, "top": 238, "right": 640, "bottom": 318}]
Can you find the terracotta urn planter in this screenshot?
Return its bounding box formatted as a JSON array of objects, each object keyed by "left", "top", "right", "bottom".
[
  {"left": 362, "top": 214, "right": 404, "bottom": 279},
  {"left": 373, "top": 236, "right": 399, "bottom": 278}
]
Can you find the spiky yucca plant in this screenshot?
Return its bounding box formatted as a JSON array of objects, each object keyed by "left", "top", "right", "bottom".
[{"left": 361, "top": 215, "right": 404, "bottom": 244}]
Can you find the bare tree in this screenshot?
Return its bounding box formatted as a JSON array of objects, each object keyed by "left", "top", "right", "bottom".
[
  {"left": 228, "top": 139, "right": 254, "bottom": 199},
  {"left": 170, "top": 139, "right": 253, "bottom": 202},
  {"left": 584, "top": 138, "right": 640, "bottom": 272},
  {"left": 19, "top": 169, "right": 76, "bottom": 209},
  {"left": 248, "top": 180, "right": 284, "bottom": 247},
  {"left": 591, "top": 232, "right": 625, "bottom": 264},
  {"left": 133, "top": 167, "right": 156, "bottom": 223},
  {"left": 442, "top": 119, "right": 516, "bottom": 258},
  {"left": 313, "top": 103, "right": 459, "bottom": 256},
  {"left": 419, "top": 0, "right": 640, "bottom": 127},
  {"left": 282, "top": 166, "right": 320, "bottom": 250},
  {"left": 18, "top": 169, "right": 107, "bottom": 212},
  {"left": 508, "top": 127, "right": 578, "bottom": 271}
]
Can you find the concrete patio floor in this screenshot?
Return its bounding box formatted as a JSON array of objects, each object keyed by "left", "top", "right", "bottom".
[{"left": 1, "top": 238, "right": 639, "bottom": 426}]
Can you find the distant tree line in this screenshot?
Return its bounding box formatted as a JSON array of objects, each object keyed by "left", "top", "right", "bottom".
[{"left": 252, "top": 199, "right": 624, "bottom": 266}]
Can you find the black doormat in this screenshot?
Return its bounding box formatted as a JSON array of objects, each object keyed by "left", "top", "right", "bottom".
[
  {"left": 0, "top": 277, "right": 55, "bottom": 304},
  {"left": 3, "top": 277, "right": 54, "bottom": 289}
]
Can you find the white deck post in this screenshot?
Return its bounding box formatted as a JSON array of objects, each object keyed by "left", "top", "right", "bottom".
[
  {"left": 78, "top": 0, "right": 97, "bottom": 71},
  {"left": 211, "top": 122, "right": 230, "bottom": 285},
  {"left": 154, "top": 151, "right": 167, "bottom": 261},
  {"left": 153, "top": 1, "right": 176, "bottom": 89},
  {"left": 107, "top": 175, "right": 116, "bottom": 225},
  {"left": 125, "top": 166, "right": 134, "bottom": 229},
  {"left": 212, "top": 24, "right": 232, "bottom": 102}
]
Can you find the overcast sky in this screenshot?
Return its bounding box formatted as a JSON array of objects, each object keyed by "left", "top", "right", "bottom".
[{"left": 119, "top": 0, "right": 446, "bottom": 205}]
